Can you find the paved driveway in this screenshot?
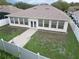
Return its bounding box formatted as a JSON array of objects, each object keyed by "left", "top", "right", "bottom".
[{"left": 9, "top": 28, "right": 37, "bottom": 47}]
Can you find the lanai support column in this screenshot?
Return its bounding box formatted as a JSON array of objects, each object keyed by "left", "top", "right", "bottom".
[
  {"left": 43, "top": 20, "right": 44, "bottom": 27},
  {"left": 8, "top": 17, "right": 11, "bottom": 24},
  {"left": 49, "top": 20, "right": 51, "bottom": 28},
  {"left": 63, "top": 22, "right": 68, "bottom": 33},
  {"left": 56, "top": 21, "right": 59, "bottom": 29}
]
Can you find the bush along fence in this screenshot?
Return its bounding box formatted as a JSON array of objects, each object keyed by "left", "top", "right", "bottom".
[
  {"left": 0, "top": 39, "right": 49, "bottom": 59},
  {"left": 68, "top": 18, "right": 79, "bottom": 42}
]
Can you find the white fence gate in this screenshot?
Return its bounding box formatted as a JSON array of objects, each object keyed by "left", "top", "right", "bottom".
[
  {"left": 69, "top": 19, "right": 79, "bottom": 41},
  {"left": 0, "top": 18, "right": 9, "bottom": 27},
  {"left": 0, "top": 39, "right": 49, "bottom": 59}
]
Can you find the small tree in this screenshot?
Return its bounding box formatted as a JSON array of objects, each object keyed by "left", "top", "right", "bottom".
[
  {"left": 0, "top": 0, "right": 10, "bottom": 5},
  {"left": 14, "top": 2, "right": 34, "bottom": 9},
  {"left": 52, "top": 0, "right": 70, "bottom": 11},
  {"left": 70, "top": 2, "right": 79, "bottom": 6}
]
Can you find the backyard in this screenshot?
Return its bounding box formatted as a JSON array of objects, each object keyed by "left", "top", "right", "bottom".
[
  {"left": 0, "top": 25, "right": 27, "bottom": 59},
  {"left": 24, "top": 25, "right": 79, "bottom": 59},
  {"left": 0, "top": 25, "right": 27, "bottom": 41}
]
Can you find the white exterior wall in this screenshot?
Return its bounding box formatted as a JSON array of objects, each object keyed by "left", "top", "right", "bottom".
[
  {"left": 9, "top": 17, "right": 68, "bottom": 33},
  {"left": 28, "top": 19, "right": 38, "bottom": 28},
  {"left": 38, "top": 22, "right": 68, "bottom": 32},
  {"left": 0, "top": 18, "right": 9, "bottom": 27},
  {"left": 37, "top": 19, "right": 68, "bottom": 33},
  {"left": 9, "top": 17, "right": 29, "bottom": 28},
  {"left": 63, "top": 22, "right": 68, "bottom": 32}
]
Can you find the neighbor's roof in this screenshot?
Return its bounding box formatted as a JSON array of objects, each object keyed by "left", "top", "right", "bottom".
[
  {"left": 7, "top": 5, "right": 69, "bottom": 21},
  {"left": 73, "top": 11, "right": 79, "bottom": 17},
  {"left": 0, "top": 5, "right": 23, "bottom": 13},
  {"left": 68, "top": 6, "right": 79, "bottom": 12}
]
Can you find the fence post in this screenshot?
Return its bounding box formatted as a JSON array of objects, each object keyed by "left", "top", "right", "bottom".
[
  {"left": 37, "top": 52, "right": 40, "bottom": 59},
  {"left": 17, "top": 46, "right": 21, "bottom": 58},
  {"left": 11, "top": 41, "right": 21, "bottom": 58},
  {"left": 1, "top": 38, "right": 6, "bottom": 51}
]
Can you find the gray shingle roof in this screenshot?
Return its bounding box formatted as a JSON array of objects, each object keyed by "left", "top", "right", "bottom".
[
  {"left": 73, "top": 11, "right": 79, "bottom": 17},
  {"left": 7, "top": 5, "right": 69, "bottom": 21},
  {"left": 0, "top": 5, "right": 22, "bottom": 13}
]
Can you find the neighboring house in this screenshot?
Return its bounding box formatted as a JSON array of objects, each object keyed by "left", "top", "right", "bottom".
[
  {"left": 0, "top": 5, "right": 22, "bottom": 14},
  {"left": 67, "top": 6, "right": 79, "bottom": 15},
  {"left": 7, "top": 5, "right": 69, "bottom": 32},
  {"left": 68, "top": 6, "right": 79, "bottom": 12},
  {"left": 0, "top": 5, "right": 23, "bottom": 26},
  {"left": 72, "top": 11, "right": 79, "bottom": 27}
]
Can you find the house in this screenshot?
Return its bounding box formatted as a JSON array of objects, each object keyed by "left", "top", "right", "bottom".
[
  {"left": 0, "top": 5, "right": 22, "bottom": 14},
  {"left": 7, "top": 5, "right": 69, "bottom": 32},
  {"left": 0, "top": 5, "right": 23, "bottom": 27},
  {"left": 68, "top": 6, "right": 79, "bottom": 14}
]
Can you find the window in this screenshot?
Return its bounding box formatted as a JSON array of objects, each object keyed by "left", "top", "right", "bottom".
[
  {"left": 44, "top": 20, "right": 49, "bottom": 27},
  {"left": 19, "top": 18, "right": 23, "bottom": 24},
  {"left": 10, "top": 17, "right": 14, "bottom": 23},
  {"left": 24, "top": 18, "right": 28, "bottom": 25},
  {"left": 38, "top": 20, "right": 43, "bottom": 27},
  {"left": 58, "top": 21, "right": 64, "bottom": 29},
  {"left": 14, "top": 17, "right": 18, "bottom": 24},
  {"left": 51, "top": 20, "right": 57, "bottom": 28}
]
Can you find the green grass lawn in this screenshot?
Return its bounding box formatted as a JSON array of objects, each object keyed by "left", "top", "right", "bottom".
[
  {"left": 0, "top": 25, "right": 27, "bottom": 41},
  {"left": 0, "top": 50, "right": 18, "bottom": 59},
  {"left": 24, "top": 25, "right": 79, "bottom": 59}
]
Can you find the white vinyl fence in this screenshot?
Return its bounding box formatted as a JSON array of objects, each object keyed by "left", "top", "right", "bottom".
[
  {"left": 69, "top": 19, "right": 79, "bottom": 41},
  {"left": 0, "top": 39, "right": 49, "bottom": 59},
  {"left": 0, "top": 18, "right": 9, "bottom": 27}
]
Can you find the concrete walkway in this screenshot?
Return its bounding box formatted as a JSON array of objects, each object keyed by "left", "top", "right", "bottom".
[{"left": 8, "top": 28, "right": 37, "bottom": 47}]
